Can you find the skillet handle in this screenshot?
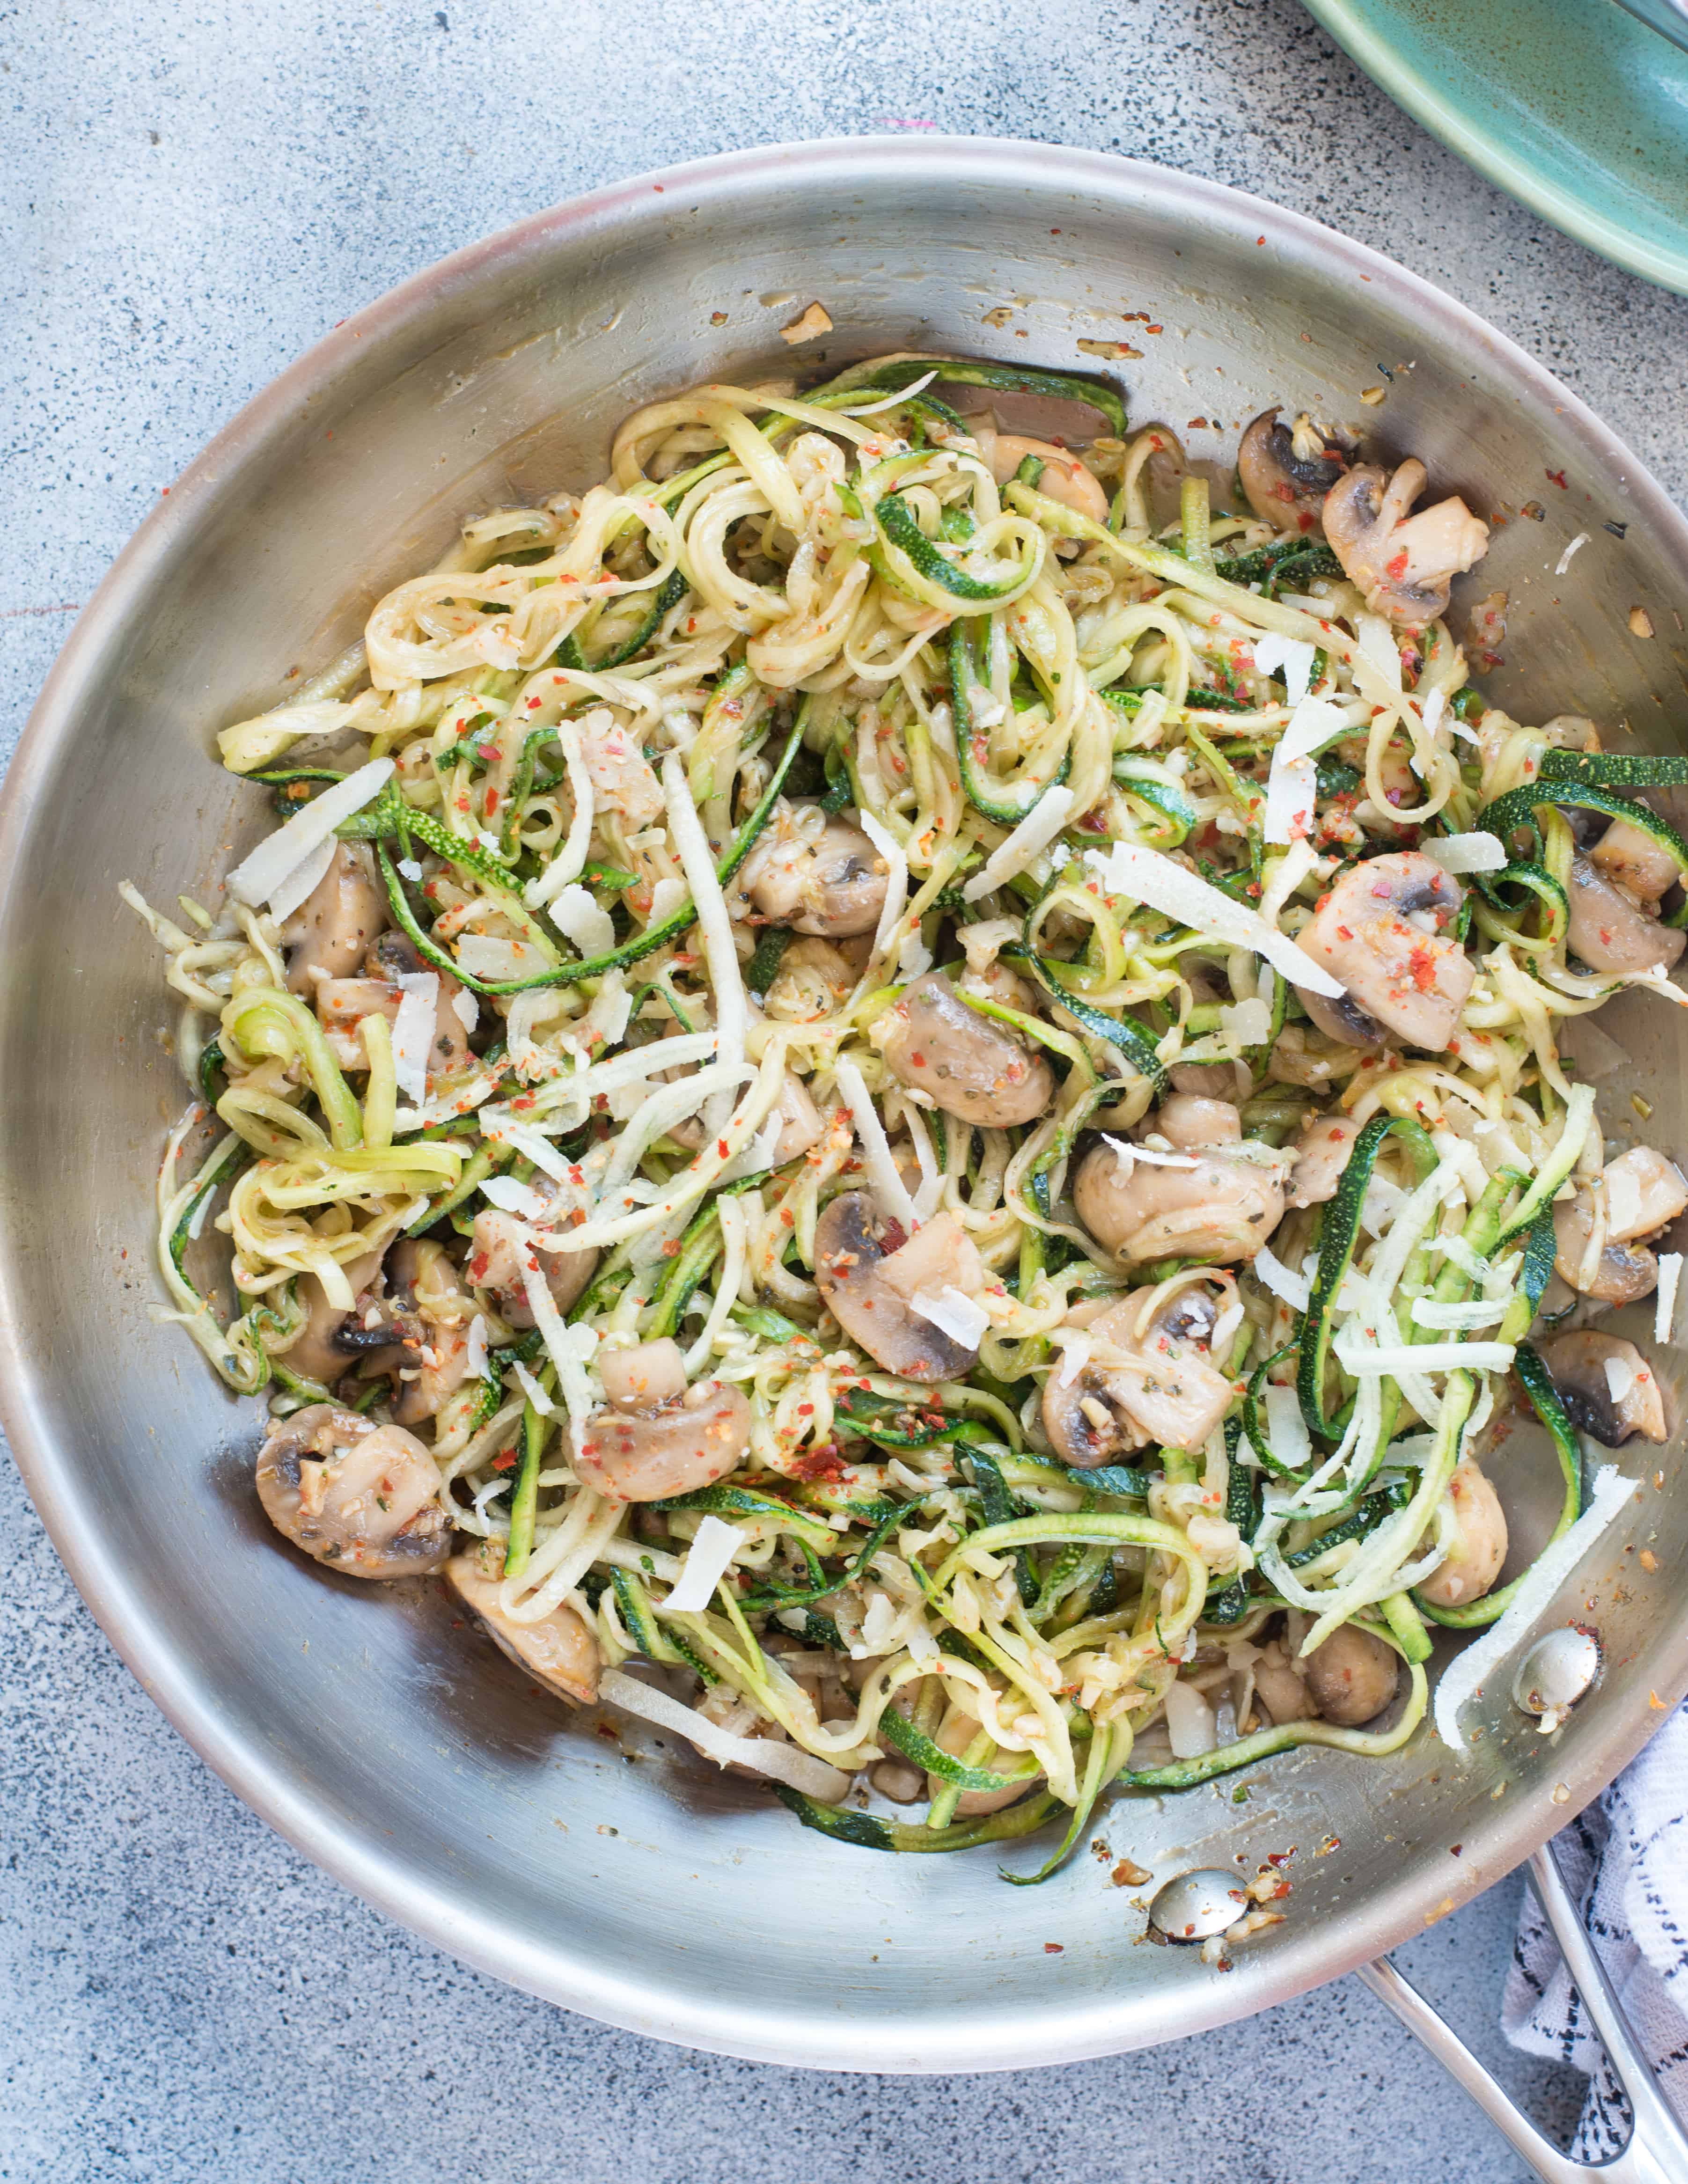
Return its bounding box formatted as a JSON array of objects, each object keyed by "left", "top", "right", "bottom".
[{"left": 1356, "top": 1839, "right": 1688, "bottom": 2184}]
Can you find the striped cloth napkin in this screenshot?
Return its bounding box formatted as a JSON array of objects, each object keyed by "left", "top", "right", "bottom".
[{"left": 1502, "top": 1700, "right": 1688, "bottom": 2159}]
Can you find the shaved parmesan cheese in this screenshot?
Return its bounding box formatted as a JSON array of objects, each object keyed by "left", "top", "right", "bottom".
[
  {"left": 511, "top": 1358, "right": 554, "bottom": 1416},
  {"left": 451, "top": 988, "right": 480, "bottom": 1035},
  {"left": 521, "top": 1258, "right": 598, "bottom": 1428},
  {"left": 1409, "top": 1297, "right": 1509, "bottom": 1330},
  {"left": 599, "top": 1669, "right": 851, "bottom": 1801},
  {"left": 1262, "top": 750, "right": 1316, "bottom": 847},
  {"left": 1604, "top": 1160, "right": 1644, "bottom": 1242},
  {"left": 390, "top": 973, "right": 439, "bottom": 1103},
  {"left": 1253, "top": 1244, "right": 1311, "bottom": 1311},
  {"left": 961, "top": 785, "right": 1077, "bottom": 901},
  {"left": 1333, "top": 1332, "right": 1515, "bottom": 1376},
  {"left": 1162, "top": 1677, "right": 1218, "bottom": 1759},
  {"left": 665, "top": 1513, "right": 745, "bottom": 1612},
  {"left": 524, "top": 719, "right": 596, "bottom": 909},
  {"left": 1083, "top": 840, "right": 1345, "bottom": 998},
  {"left": 910, "top": 1287, "right": 989, "bottom": 1347},
  {"left": 1555, "top": 532, "right": 1590, "bottom": 576},
  {"left": 856, "top": 810, "right": 911, "bottom": 962},
  {"left": 1262, "top": 1379, "right": 1311, "bottom": 1473},
  {"left": 835, "top": 1056, "right": 917, "bottom": 1227},
  {"left": 1251, "top": 633, "right": 1316, "bottom": 708},
  {"left": 480, "top": 1173, "right": 551, "bottom": 1221},
  {"left": 1274, "top": 694, "right": 1351, "bottom": 766},
  {"left": 1051, "top": 1329, "right": 1093, "bottom": 1388},
  {"left": 1433, "top": 1466, "right": 1636, "bottom": 1753},
  {"left": 549, "top": 883, "right": 616, "bottom": 961},
  {"left": 466, "top": 1313, "right": 489, "bottom": 1378},
  {"left": 397, "top": 857, "right": 424, "bottom": 883},
  {"left": 1355, "top": 612, "right": 1402, "bottom": 689},
  {"left": 1219, "top": 997, "right": 1272, "bottom": 1048},
  {"left": 225, "top": 757, "right": 394, "bottom": 908},
  {"left": 264, "top": 835, "right": 337, "bottom": 925},
  {"left": 1656, "top": 1253, "right": 1682, "bottom": 1343},
  {"left": 1421, "top": 832, "right": 1507, "bottom": 876},
  {"left": 1604, "top": 1351, "right": 1637, "bottom": 1405},
  {"left": 1259, "top": 837, "right": 1317, "bottom": 929},
  {"left": 1419, "top": 687, "right": 1447, "bottom": 741},
  {"left": 454, "top": 933, "right": 536, "bottom": 981},
  {"left": 646, "top": 876, "right": 686, "bottom": 928}
]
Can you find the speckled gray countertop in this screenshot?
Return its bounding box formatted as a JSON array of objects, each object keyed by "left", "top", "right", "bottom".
[{"left": 4, "top": 3, "right": 1686, "bottom": 2178}]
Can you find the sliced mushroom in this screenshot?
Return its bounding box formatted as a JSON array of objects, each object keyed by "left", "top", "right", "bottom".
[
  {"left": 282, "top": 842, "right": 386, "bottom": 996},
  {"left": 467, "top": 1207, "right": 599, "bottom": 1327},
  {"left": 1292, "top": 1618, "right": 1401, "bottom": 1726},
  {"left": 970, "top": 423, "right": 1109, "bottom": 525},
  {"left": 572, "top": 1337, "right": 753, "bottom": 1502},
  {"left": 1321, "top": 459, "right": 1489, "bottom": 626},
  {"left": 1237, "top": 407, "right": 1347, "bottom": 532},
  {"left": 1566, "top": 856, "right": 1686, "bottom": 975},
  {"left": 1296, "top": 851, "right": 1473, "bottom": 1051},
  {"left": 743, "top": 804, "right": 889, "bottom": 938},
  {"left": 1540, "top": 1329, "right": 1668, "bottom": 1446},
  {"left": 925, "top": 1705, "right": 1042, "bottom": 1817},
  {"left": 382, "top": 1239, "right": 474, "bottom": 1427},
  {"left": 1296, "top": 985, "right": 1391, "bottom": 1055},
  {"left": 1042, "top": 1289, "right": 1236, "bottom": 1462},
  {"left": 275, "top": 1245, "right": 388, "bottom": 1387},
  {"left": 1416, "top": 1460, "right": 1508, "bottom": 1609},
  {"left": 313, "top": 931, "right": 473, "bottom": 1078},
  {"left": 1288, "top": 1113, "right": 1362, "bottom": 1208},
  {"left": 447, "top": 1542, "right": 599, "bottom": 1705},
  {"left": 255, "top": 1402, "right": 451, "bottom": 1578},
  {"left": 814, "top": 1194, "right": 983, "bottom": 1381},
  {"left": 1590, "top": 818, "right": 1682, "bottom": 904},
  {"left": 1551, "top": 1206, "right": 1658, "bottom": 1305},
  {"left": 877, "top": 970, "right": 1053, "bottom": 1127},
  {"left": 1073, "top": 1133, "right": 1288, "bottom": 1270}
]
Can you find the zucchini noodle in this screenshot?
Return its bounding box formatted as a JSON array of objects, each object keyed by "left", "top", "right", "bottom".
[{"left": 126, "top": 355, "right": 1685, "bottom": 1888}]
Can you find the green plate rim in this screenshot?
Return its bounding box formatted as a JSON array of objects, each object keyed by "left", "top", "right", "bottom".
[{"left": 1305, "top": 0, "right": 1688, "bottom": 294}]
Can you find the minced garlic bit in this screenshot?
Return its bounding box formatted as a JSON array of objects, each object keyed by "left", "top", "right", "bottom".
[{"left": 780, "top": 301, "right": 833, "bottom": 344}]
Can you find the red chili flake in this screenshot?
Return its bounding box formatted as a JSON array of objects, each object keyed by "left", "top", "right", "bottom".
[
  {"left": 1547, "top": 468, "right": 1568, "bottom": 489},
  {"left": 526, "top": 695, "right": 542, "bottom": 711},
  {"left": 910, "top": 1050, "right": 926, "bottom": 1067},
  {"left": 879, "top": 1218, "right": 908, "bottom": 1253},
  {"left": 788, "top": 1444, "right": 848, "bottom": 1482},
  {"left": 482, "top": 786, "right": 499, "bottom": 818},
  {"left": 1145, "top": 324, "right": 1162, "bottom": 336},
  {"left": 717, "top": 1138, "right": 730, "bottom": 1158},
  {"left": 468, "top": 1252, "right": 490, "bottom": 1282},
  {"left": 492, "top": 1449, "right": 517, "bottom": 1472},
  {"left": 1044, "top": 1942, "right": 1064, "bottom": 1954},
  {"left": 1386, "top": 549, "right": 1409, "bottom": 580},
  {"left": 662, "top": 1239, "right": 682, "bottom": 1257}
]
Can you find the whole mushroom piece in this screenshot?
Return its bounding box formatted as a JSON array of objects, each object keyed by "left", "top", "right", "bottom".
[
  {"left": 1321, "top": 458, "right": 1489, "bottom": 626},
  {"left": 814, "top": 1195, "right": 983, "bottom": 1382},
  {"left": 1295, "top": 851, "right": 1474, "bottom": 1053},
  {"left": 1554, "top": 1145, "right": 1688, "bottom": 1305},
  {"left": 1564, "top": 855, "right": 1687, "bottom": 976},
  {"left": 281, "top": 841, "right": 387, "bottom": 996},
  {"left": 1540, "top": 1330, "right": 1668, "bottom": 1447},
  {"left": 877, "top": 971, "right": 1054, "bottom": 1128},
  {"left": 572, "top": 1337, "right": 754, "bottom": 1502},
  {"left": 255, "top": 1402, "right": 452, "bottom": 1578},
  {"left": 448, "top": 1543, "right": 600, "bottom": 1705},
  {"left": 744, "top": 805, "right": 890, "bottom": 938},
  {"left": 1237, "top": 407, "right": 1347, "bottom": 532},
  {"left": 1041, "top": 1288, "right": 1235, "bottom": 1463},
  {"left": 1072, "top": 1123, "right": 1288, "bottom": 1270}
]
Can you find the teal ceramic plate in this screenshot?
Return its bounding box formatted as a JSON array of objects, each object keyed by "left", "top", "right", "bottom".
[{"left": 1305, "top": 0, "right": 1688, "bottom": 292}]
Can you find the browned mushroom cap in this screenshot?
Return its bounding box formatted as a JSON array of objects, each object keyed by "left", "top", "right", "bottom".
[
  {"left": 745, "top": 806, "right": 889, "bottom": 938},
  {"left": 877, "top": 971, "right": 1054, "bottom": 1127},
  {"left": 1288, "top": 1113, "right": 1363, "bottom": 1208},
  {"left": 1416, "top": 1461, "right": 1508, "bottom": 1609},
  {"left": 1565, "top": 856, "right": 1687, "bottom": 975},
  {"left": 1554, "top": 1147, "right": 1688, "bottom": 1303},
  {"left": 1295, "top": 851, "right": 1474, "bottom": 1051},
  {"left": 1296, "top": 985, "right": 1392, "bottom": 1055},
  {"left": 282, "top": 842, "right": 387, "bottom": 996},
  {"left": 1590, "top": 818, "right": 1683, "bottom": 903},
  {"left": 813, "top": 1192, "right": 981, "bottom": 1382},
  {"left": 1291, "top": 1619, "right": 1400, "bottom": 1726},
  {"left": 1237, "top": 408, "right": 1347, "bottom": 530},
  {"left": 1072, "top": 1137, "right": 1288, "bottom": 1270},
  {"left": 1041, "top": 1289, "right": 1235, "bottom": 1462},
  {"left": 1540, "top": 1330, "right": 1668, "bottom": 1446},
  {"left": 572, "top": 1337, "right": 753, "bottom": 1502},
  {"left": 467, "top": 1207, "right": 599, "bottom": 1327},
  {"left": 1252, "top": 1640, "right": 1319, "bottom": 1725},
  {"left": 447, "top": 1543, "right": 599, "bottom": 1705},
  {"left": 255, "top": 1402, "right": 451, "bottom": 1578},
  {"left": 1321, "top": 460, "right": 1490, "bottom": 625},
  {"left": 374, "top": 1239, "right": 475, "bottom": 1427}
]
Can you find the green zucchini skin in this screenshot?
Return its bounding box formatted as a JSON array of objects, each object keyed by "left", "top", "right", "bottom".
[
  {"left": 823, "top": 355, "right": 1128, "bottom": 440},
  {"left": 1539, "top": 748, "right": 1688, "bottom": 789},
  {"left": 949, "top": 620, "right": 1072, "bottom": 822},
  {"left": 1481, "top": 780, "right": 1688, "bottom": 927},
  {"left": 772, "top": 1783, "right": 1062, "bottom": 1854}
]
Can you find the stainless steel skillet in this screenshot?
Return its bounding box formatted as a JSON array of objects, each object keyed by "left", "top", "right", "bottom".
[{"left": 2, "top": 140, "right": 1686, "bottom": 2117}]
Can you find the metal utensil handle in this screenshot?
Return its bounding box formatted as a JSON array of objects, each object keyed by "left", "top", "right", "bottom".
[{"left": 1357, "top": 1839, "right": 1688, "bottom": 2183}]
